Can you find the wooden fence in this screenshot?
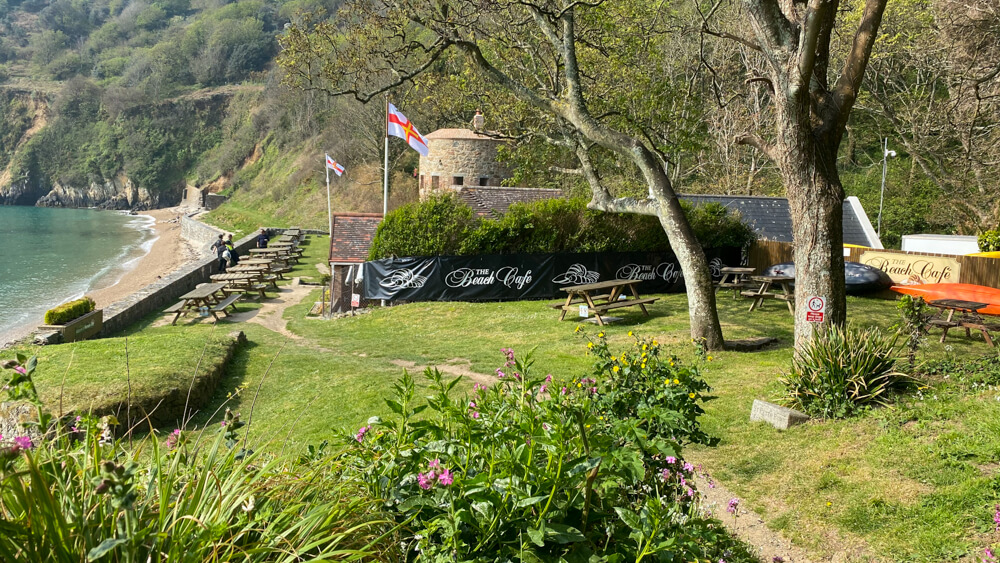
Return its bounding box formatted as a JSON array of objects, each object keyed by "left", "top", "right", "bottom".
[{"left": 747, "top": 240, "right": 1000, "bottom": 290}]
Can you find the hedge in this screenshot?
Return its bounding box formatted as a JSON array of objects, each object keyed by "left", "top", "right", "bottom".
[
  {"left": 44, "top": 297, "right": 96, "bottom": 325},
  {"left": 979, "top": 230, "right": 1000, "bottom": 252},
  {"left": 369, "top": 194, "right": 757, "bottom": 259}
]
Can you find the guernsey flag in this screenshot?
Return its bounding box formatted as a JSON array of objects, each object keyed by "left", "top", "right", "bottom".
[
  {"left": 387, "top": 103, "right": 429, "bottom": 156},
  {"left": 325, "top": 154, "right": 345, "bottom": 176}
]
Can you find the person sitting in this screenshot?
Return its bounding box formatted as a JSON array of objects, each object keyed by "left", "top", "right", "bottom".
[{"left": 470, "top": 108, "right": 485, "bottom": 131}]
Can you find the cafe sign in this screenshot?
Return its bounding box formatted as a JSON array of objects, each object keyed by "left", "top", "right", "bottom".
[{"left": 859, "top": 251, "right": 961, "bottom": 285}]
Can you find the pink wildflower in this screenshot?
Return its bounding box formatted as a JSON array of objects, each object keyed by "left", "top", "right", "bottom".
[
  {"left": 560, "top": 387, "right": 568, "bottom": 395},
  {"left": 428, "top": 459, "right": 441, "bottom": 470},
  {"left": 545, "top": 374, "right": 553, "bottom": 383},
  {"left": 496, "top": 369, "right": 505, "bottom": 378},
  {"left": 165, "top": 428, "right": 182, "bottom": 449},
  {"left": 685, "top": 487, "right": 694, "bottom": 498},
  {"left": 471, "top": 411, "right": 480, "bottom": 419},
  {"left": 665, "top": 456, "right": 677, "bottom": 464},
  {"left": 417, "top": 473, "right": 433, "bottom": 490},
  {"left": 683, "top": 462, "right": 694, "bottom": 473},
  {"left": 661, "top": 468, "right": 671, "bottom": 480},
  {"left": 994, "top": 504, "right": 1000, "bottom": 532},
  {"left": 438, "top": 468, "right": 453, "bottom": 486},
  {"left": 13, "top": 366, "right": 26, "bottom": 375},
  {"left": 539, "top": 384, "right": 548, "bottom": 394},
  {"left": 468, "top": 401, "right": 476, "bottom": 409},
  {"left": 727, "top": 497, "right": 740, "bottom": 514},
  {"left": 355, "top": 425, "right": 370, "bottom": 443},
  {"left": 13, "top": 436, "right": 33, "bottom": 450}
]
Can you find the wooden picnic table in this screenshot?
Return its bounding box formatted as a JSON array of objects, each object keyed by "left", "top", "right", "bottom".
[
  {"left": 211, "top": 271, "right": 276, "bottom": 298},
  {"left": 162, "top": 283, "right": 240, "bottom": 325},
  {"left": 553, "top": 279, "right": 658, "bottom": 326},
  {"left": 741, "top": 275, "right": 795, "bottom": 313},
  {"left": 715, "top": 267, "right": 756, "bottom": 298},
  {"left": 230, "top": 260, "right": 291, "bottom": 279},
  {"left": 928, "top": 299, "right": 997, "bottom": 346}
]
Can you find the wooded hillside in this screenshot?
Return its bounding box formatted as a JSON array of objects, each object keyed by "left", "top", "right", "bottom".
[{"left": 0, "top": 0, "right": 996, "bottom": 247}]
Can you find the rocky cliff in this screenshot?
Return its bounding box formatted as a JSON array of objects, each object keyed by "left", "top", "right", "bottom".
[{"left": 35, "top": 175, "right": 164, "bottom": 210}]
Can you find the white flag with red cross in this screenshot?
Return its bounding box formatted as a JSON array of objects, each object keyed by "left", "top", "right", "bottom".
[
  {"left": 325, "top": 154, "right": 345, "bottom": 176},
  {"left": 386, "top": 103, "right": 429, "bottom": 156}
]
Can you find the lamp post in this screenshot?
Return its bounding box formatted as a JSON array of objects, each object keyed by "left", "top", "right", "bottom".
[{"left": 877, "top": 137, "right": 897, "bottom": 237}]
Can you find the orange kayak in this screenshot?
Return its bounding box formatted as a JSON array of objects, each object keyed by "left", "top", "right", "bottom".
[{"left": 890, "top": 283, "right": 1000, "bottom": 316}]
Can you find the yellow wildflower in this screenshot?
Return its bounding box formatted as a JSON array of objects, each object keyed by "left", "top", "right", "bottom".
[
  {"left": 826, "top": 502, "right": 832, "bottom": 507},
  {"left": 577, "top": 383, "right": 583, "bottom": 388},
  {"left": 628, "top": 331, "right": 633, "bottom": 337},
  {"left": 587, "top": 342, "right": 594, "bottom": 349},
  {"left": 612, "top": 365, "right": 620, "bottom": 373},
  {"left": 653, "top": 340, "right": 658, "bottom": 346},
  {"left": 674, "top": 379, "right": 680, "bottom": 385},
  {"left": 642, "top": 344, "right": 648, "bottom": 351},
  {"left": 689, "top": 393, "right": 696, "bottom": 399},
  {"left": 707, "top": 355, "right": 714, "bottom": 361},
  {"left": 575, "top": 325, "right": 582, "bottom": 333},
  {"left": 641, "top": 363, "right": 646, "bottom": 369},
  {"left": 597, "top": 332, "right": 605, "bottom": 338}
]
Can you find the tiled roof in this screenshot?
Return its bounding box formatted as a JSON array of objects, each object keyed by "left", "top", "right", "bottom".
[
  {"left": 679, "top": 194, "right": 882, "bottom": 248},
  {"left": 424, "top": 128, "right": 506, "bottom": 141},
  {"left": 328, "top": 213, "right": 383, "bottom": 263},
  {"left": 457, "top": 187, "right": 563, "bottom": 217}
]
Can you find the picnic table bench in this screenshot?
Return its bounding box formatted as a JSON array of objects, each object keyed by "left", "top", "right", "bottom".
[
  {"left": 741, "top": 275, "right": 795, "bottom": 313},
  {"left": 715, "top": 267, "right": 756, "bottom": 298},
  {"left": 211, "top": 272, "right": 275, "bottom": 299},
  {"left": 553, "top": 279, "right": 658, "bottom": 326},
  {"left": 162, "top": 283, "right": 239, "bottom": 325},
  {"left": 928, "top": 299, "right": 998, "bottom": 346}
]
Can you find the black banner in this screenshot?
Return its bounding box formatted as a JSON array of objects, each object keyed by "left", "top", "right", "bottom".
[{"left": 363, "top": 248, "right": 742, "bottom": 301}]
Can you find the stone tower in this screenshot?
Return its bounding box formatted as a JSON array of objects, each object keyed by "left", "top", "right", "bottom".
[{"left": 418, "top": 129, "right": 511, "bottom": 200}]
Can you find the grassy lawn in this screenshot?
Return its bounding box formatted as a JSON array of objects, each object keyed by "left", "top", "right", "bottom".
[{"left": 5, "top": 233, "right": 999, "bottom": 561}]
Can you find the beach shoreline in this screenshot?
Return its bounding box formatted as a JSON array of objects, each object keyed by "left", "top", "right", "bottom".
[{"left": 1, "top": 207, "right": 202, "bottom": 348}]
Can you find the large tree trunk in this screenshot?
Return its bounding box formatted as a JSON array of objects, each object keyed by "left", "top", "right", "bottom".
[{"left": 775, "top": 105, "right": 848, "bottom": 345}]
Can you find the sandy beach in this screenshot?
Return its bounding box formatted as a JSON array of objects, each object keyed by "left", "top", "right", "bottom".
[{"left": 88, "top": 207, "right": 200, "bottom": 309}]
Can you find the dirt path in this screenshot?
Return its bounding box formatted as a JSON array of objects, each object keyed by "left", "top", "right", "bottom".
[
  {"left": 689, "top": 466, "right": 816, "bottom": 563},
  {"left": 227, "top": 278, "right": 314, "bottom": 339},
  {"left": 389, "top": 358, "right": 494, "bottom": 386}
]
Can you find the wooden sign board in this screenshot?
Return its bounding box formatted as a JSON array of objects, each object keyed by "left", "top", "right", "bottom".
[{"left": 859, "top": 251, "right": 961, "bottom": 285}]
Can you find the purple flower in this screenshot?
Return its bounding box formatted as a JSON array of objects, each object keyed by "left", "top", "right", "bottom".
[
  {"left": 471, "top": 411, "right": 480, "bottom": 419},
  {"left": 428, "top": 459, "right": 441, "bottom": 470},
  {"left": 727, "top": 497, "right": 740, "bottom": 514},
  {"left": 665, "top": 456, "right": 677, "bottom": 465},
  {"left": 165, "top": 429, "right": 182, "bottom": 449},
  {"left": 560, "top": 387, "right": 568, "bottom": 395},
  {"left": 417, "top": 473, "right": 433, "bottom": 490},
  {"left": 474, "top": 383, "right": 486, "bottom": 391},
  {"left": 994, "top": 504, "right": 1000, "bottom": 532},
  {"left": 514, "top": 372, "right": 522, "bottom": 381},
  {"left": 496, "top": 369, "right": 505, "bottom": 378},
  {"left": 685, "top": 487, "right": 694, "bottom": 497},
  {"left": 683, "top": 462, "right": 694, "bottom": 473},
  {"left": 438, "top": 468, "right": 453, "bottom": 486},
  {"left": 355, "top": 425, "right": 370, "bottom": 443},
  {"left": 220, "top": 420, "right": 227, "bottom": 427},
  {"left": 539, "top": 384, "right": 548, "bottom": 394},
  {"left": 661, "top": 468, "right": 671, "bottom": 480},
  {"left": 13, "top": 435, "right": 33, "bottom": 450},
  {"left": 589, "top": 387, "right": 597, "bottom": 395},
  {"left": 545, "top": 374, "right": 553, "bottom": 383},
  {"left": 468, "top": 401, "right": 476, "bottom": 409}
]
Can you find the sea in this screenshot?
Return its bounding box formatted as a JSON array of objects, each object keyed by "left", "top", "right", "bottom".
[{"left": 0, "top": 206, "right": 157, "bottom": 345}]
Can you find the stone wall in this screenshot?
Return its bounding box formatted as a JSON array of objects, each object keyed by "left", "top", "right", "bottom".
[
  {"left": 204, "top": 193, "right": 228, "bottom": 210},
  {"left": 418, "top": 137, "right": 511, "bottom": 200},
  {"left": 180, "top": 213, "right": 223, "bottom": 255}
]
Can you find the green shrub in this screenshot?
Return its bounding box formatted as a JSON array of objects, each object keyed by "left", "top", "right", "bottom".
[
  {"left": 43, "top": 296, "right": 96, "bottom": 325},
  {"left": 367, "top": 192, "right": 477, "bottom": 259},
  {"left": 370, "top": 197, "right": 757, "bottom": 259},
  {"left": 340, "top": 337, "right": 754, "bottom": 561},
  {"left": 780, "top": 325, "right": 912, "bottom": 418},
  {"left": 978, "top": 229, "right": 1000, "bottom": 252}
]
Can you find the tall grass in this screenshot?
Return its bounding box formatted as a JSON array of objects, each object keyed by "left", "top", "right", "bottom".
[{"left": 0, "top": 426, "right": 396, "bottom": 562}]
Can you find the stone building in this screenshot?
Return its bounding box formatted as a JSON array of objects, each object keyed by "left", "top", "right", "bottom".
[{"left": 418, "top": 129, "right": 512, "bottom": 199}]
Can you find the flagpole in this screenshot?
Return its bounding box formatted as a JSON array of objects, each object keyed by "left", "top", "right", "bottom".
[
  {"left": 325, "top": 162, "right": 333, "bottom": 238},
  {"left": 383, "top": 95, "right": 389, "bottom": 217}
]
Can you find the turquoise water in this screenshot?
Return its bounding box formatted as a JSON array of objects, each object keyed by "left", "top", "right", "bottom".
[{"left": 0, "top": 206, "right": 155, "bottom": 343}]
